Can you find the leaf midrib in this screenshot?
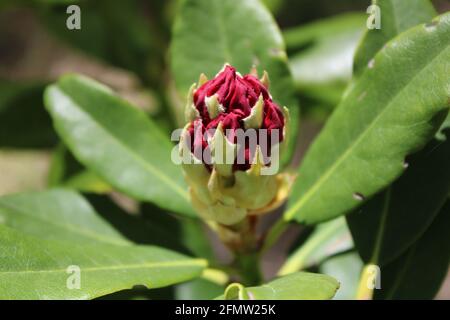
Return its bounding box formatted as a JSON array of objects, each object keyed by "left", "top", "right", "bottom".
[
  {"left": 54, "top": 85, "right": 189, "bottom": 202},
  {"left": 286, "top": 33, "right": 449, "bottom": 220},
  {"left": 0, "top": 259, "right": 206, "bottom": 275}
]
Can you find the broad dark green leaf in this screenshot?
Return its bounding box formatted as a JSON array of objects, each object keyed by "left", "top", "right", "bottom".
[
  {"left": 285, "top": 13, "right": 450, "bottom": 224},
  {"left": 353, "top": 0, "right": 436, "bottom": 77},
  {"left": 320, "top": 252, "right": 363, "bottom": 300},
  {"left": 216, "top": 272, "right": 339, "bottom": 300},
  {"left": 0, "top": 189, "right": 129, "bottom": 246},
  {"left": 278, "top": 217, "right": 353, "bottom": 275},
  {"left": 0, "top": 224, "right": 206, "bottom": 299},
  {"left": 347, "top": 133, "right": 450, "bottom": 266},
  {"left": 0, "top": 188, "right": 213, "bottom": 261},
  {"left": 373, "top": 200, "right": 450, "bottom": 299},
  {"left": 0, "top": 81, "right": 57, "bottom": 148},
  {"left": 171, "top": 0, "right": 296, "bottom": 105},
  {"left": 44, "top": 75, "right": 195, "bottom": 217},
  {"left": 170, "top": 0, "right": 299, "bottom": 166},
  {"left": 353, "top": 0, "right": 445, "bottom": 140}
]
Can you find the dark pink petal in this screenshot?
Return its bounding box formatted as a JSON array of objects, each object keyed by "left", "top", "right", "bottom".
[{"left": 188, "top": 65, "right": 285, "bottom": 171}]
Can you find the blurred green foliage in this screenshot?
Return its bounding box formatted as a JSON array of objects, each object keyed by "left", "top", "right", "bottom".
[{"left": 1, "top": 0, "right": 449, "bottom": 300}]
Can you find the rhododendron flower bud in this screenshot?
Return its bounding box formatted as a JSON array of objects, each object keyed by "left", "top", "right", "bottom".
[{"left": 179, "top": 64, "right": 291, "bottom": 226}]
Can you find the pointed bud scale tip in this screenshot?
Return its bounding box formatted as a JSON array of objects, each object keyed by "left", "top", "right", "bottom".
[
  {"left": 260, "top": 70, "right": 270, "bottom": 89},
  {"left": 243, "top": 95, "right": 264, "bottom": 129},
  {"left": 179, "top": 125, "right": 203, "bottom": 164},
  {"left": 248, "top": 145, "right": 265, "bottom": 176},
  {"left": 205, "top": 94, "right": 225, "bottom": 119},
  {"left": 185, "top": 83, "right": 200, "bottom": 122},
  {"left": 210, "top": 122, "right": 236, "bottom": 155},
  {"left": 198, "top": 73, "right": 208, "bottom": 86},
  {"left": 210, "top": 122, "right": 236, "bottom": 177}
]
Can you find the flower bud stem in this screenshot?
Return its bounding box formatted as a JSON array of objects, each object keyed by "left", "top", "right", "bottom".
[
  {"left": 235, "top": 252, "right": 263, "bottom": 286},
  {"left": 215, "top": 216, "right": 263, "bottom": 286}
]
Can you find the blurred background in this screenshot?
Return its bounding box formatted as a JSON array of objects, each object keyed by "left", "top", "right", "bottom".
[{"left": 1, "top": 0, "right": 449, "bottom": 299}]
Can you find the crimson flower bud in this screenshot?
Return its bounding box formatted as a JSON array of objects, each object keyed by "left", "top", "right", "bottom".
[{"left": 179, "top": 64, "right": 291, "bottom": 226}]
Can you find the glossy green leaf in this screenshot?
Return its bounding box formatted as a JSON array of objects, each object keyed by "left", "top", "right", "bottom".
[
  {"left": 278, "top": 217, "right": 353, "bottom": 275},
  {"left": 0, "top": 224, "right": 206, "bottom": 299},
  {"left": 216, "top": 272, "right": 339, "bottom": 300},
  {"left": 374, "top": 200, "right": 450, "bottom": 299},
  {"left": 347, "top": 133, "right": 450, "bottom": 266},
  {"left": 320, "top": 252, "right": 363, "bottom": 300},
  {"left": 170, "top": 0, "right": 299, "bottom": 166},
  {"left": 0, "top": 188, "right": 211, "bottom": 259},
  {"left": 0, "top": 189, "right": 129, "bottom": 246},
  {"left": 285, "top": 13, "right": 450, "bottom": 224},
  {"left": 284, "top": 13, "right": 365, "bottom": 50},
  {"left": 171, "top": 0, "right": 296, "bottom": 105},
  {"left": 353, "top": 0, "right": 436, "bottom": 77},
  {"left": 44, "top": 75, "right": 195, "bottom": 217},
  {"left": 285, "top": 13, "right": 365, "bottom": 86},
  {"left": 290, "top": 29, "right": 362, "bottom": 87},
  {"left": 353, "top": 0, "right": 445, "bottom": 141}
]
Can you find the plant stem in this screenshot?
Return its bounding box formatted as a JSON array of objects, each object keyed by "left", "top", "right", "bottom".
[
  {"left": 214, "top": 216, "right": 263, "bottom": 286},
  {"left": 235, "top": 252, "right": 263, "bottom": 286}
]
